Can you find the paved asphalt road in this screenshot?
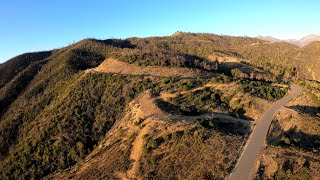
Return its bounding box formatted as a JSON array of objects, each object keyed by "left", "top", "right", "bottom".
[{"left": 229, "top": 84, "right": 303, "bottom": 180}]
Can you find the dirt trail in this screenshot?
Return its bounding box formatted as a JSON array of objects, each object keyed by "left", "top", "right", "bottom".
[
  {"left": 95, "top": 58, "right": 211, "bottom": 78},
  {"left": 160, "top": 83, "right": 235, "bottom": 101},
  {"left": 307, "top": 67, "right": 317, "bottom": 80},
  {"left": 126, "top": 119, "right": 154, "bottom": 179},
  {"left": 165, "top": 113, "right": 252, "bottom": 125},
  {"left": 295, "top": 52, "right": 301, "bottom": 59},
  {"left": 120, "top": 93, "right": 165, "bottom": 179}
]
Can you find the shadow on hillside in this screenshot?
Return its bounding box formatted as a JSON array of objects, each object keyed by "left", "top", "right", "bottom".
[
  {"left": 196, "top": 118, "right": 251, "bottom": 135},
  {"left": 66, "top": 49, "right": 105, "bottom": 70},
  {"left": 214, "top": 50, "right": 244, "bottom": 58},
  {"left": 218, "top": 62, "right": 255, "bottom": 75},
  {"left": 268, "top": 121, "right": 320, "bottom": 152},
  {"left": 94, "top": 39, "right": 137, "bottom": 49},
  {"left": 288, "top": 105, "right": 320, "bottom": 118},
  {"left": 154, "top": 98, "right": 254, "bottom": 121},
  {"left": 154, "top": 98, "right": 251, "bottom": 135},
  {"left": 279, "top": 126, "right": 320, "bottom": 152},
  {"left": 217, "top": 61, "right": 279, "bottom": 82},
  {"left": 155, "top": 98, "right": 205, "bottom": 116},
  {"left": 178, "top": 54, "right": 218, "bottom": 71}
]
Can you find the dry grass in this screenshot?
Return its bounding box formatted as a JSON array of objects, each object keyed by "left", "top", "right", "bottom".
[
  {"left": 256, "top": 147, "right": 320, "bottom": 179},
  {"left": 139, "top": 125, "right": 245, "bottom": 179},
  {"left": 283, "top": 87, "right": 320, "bottom": 135},
  {"left": 95, "top": 58, "right": 212, "bottom": 78}
]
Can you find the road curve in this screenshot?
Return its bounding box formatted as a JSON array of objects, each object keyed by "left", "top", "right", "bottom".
[{"left": 229, "top": 84, "right": 303, "bottom": 180}]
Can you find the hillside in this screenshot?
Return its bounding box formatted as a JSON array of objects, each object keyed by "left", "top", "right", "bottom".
[{"left": 0, "top": 33, "right": 319, "bottom": 179}]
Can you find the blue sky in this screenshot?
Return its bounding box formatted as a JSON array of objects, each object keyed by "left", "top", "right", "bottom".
[{"left": 1, "top": 0, "right": 319, "bottom": 63}]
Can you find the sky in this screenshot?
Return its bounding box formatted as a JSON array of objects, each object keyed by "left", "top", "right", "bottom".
[{"left": 1, "top": 0, "right": 319, "bottom": 63}]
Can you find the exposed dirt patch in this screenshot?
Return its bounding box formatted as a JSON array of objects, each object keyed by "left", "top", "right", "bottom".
[
  {"left": 307, "top": 67, "right": 317, "bottom": 81},
  {"left": 276, "top": 107, "right": 299, "bottom": 131},
  {"left": 95, "top": 58, "right": 212, "bottom": 78},
  {"left": 208, "top": 53, "right": 239, "bottom": 63},
  {"left": 126, "top": 119, "right": 154, "bottom": 179},
  {"left": 259, "top": 156, "right": 278, "bottom": 178},
  {"left": 139, "top": 93, "right": 167, "bottom": 118}
]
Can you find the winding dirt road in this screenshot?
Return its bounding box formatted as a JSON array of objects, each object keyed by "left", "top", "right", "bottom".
[{"left": 229, "top": 84, "right": 303, "bottom": 180}]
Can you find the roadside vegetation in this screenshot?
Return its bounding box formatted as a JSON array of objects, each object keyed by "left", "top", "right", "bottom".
[
  {"left": 163, "top": 87, "right": 249, "bottom": 119},
  {"left": 238, "top": 79, "right": 288, "bottom": 101}
]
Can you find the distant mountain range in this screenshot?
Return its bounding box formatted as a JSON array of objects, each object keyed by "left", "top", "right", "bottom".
[{"left": 257, "top": 34, "right": 320, "bottom": 47}]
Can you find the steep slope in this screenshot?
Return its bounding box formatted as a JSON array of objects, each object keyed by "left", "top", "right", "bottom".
[
  {"left": 0, "top": 39, "right": 136, "bottom": 178},
  {"left": 300, "top": 42, "right": 320, "bottom": 81},
  {"left": 0, "top": 52, "right": 52, "bottom": 116},
  {"left": 0, "top": 59, "right": 49, "bottom": 116},
  {"left": 0, "top": 51, "right": 52, "bottom": 88}
]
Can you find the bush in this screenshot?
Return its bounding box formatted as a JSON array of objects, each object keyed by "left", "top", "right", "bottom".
[
  {"left": 238, "top": 79, "right": 288, "bottom": 100},
  {"left": 280, "top": 136, "right": 291, "bottom": 145}
]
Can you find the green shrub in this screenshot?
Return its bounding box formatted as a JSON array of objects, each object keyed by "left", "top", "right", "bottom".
[
  {"left": 238, "top": 79, "right": 288, "bottom": 100},
  {"left": 280, "top": 136, "right": 291, "bottom": 145}
]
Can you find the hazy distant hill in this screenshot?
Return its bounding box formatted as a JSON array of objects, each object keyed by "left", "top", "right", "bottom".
[
  {"left": 298, "top": 34, "right": 320, "bottom": 47},
  {"left": 257, "top": 34, "right": 320, "bottom": 47},
  {"left": 256, "top": 36, "right": 282, "bottom": 43}
]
